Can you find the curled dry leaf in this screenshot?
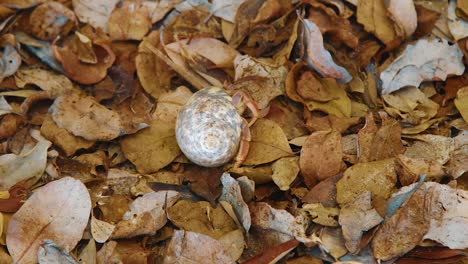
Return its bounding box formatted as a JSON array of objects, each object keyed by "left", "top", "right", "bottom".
[
  {"left": 163, "top": 230, "right": 233, "bottom": 264},
  {"left": 271, "top": 156, "right": 300, "bottom": 191},
  {"left": 381, "top": 38, "right": 465, "bottom": 94},
  {"left": 72, "top": 0, "right": 119, "bottom": 32},
  {"left": 243, "top": 118, "right": 293, "bottom": 166},
  {"left": 0, "top": 44, "right": 21, "bottom": 82},
  {"left": 37, "top": 240, "right": 79, "bottom": 264},
  {"left": 112, "top": 191, "right": 180, "bottom": 239},
  {"left": 52, "top": 41, "right": 116, "bottom": 85},
  {"left": 302, "top": 18, "right": 352, "bottom": 84},
  {"left": 338, "top": 191, "right": 383, "bottom": 253},
  {"left": 6, "top": 177, "right": 91, "bottom": 263},
  {"left": 300, "top": 129, "right": 344, "bottom": 187},
  {"left": 107, "top": 1, "right": 151, "bottom": 41},
  {"left": 29, "top": 1, "right": 77, "bottom": 41},
  {"left": 0, "top": 131, "right": 51, "bottom": 191},
  {"left": 234, "top": 54, "right": 288, "bottom": 109},
  {"left": 15, "top": 67, "right": 74, "bottom": 98},
  {"left": 91, "top": 215, "right": 115, "bottom": 243},
  {"left": 386, "top": 0, "right": 418, "bottom": 38},
  {"left": 220, "top": 173, "right": 251, "bottom": 232},
  {"left": 336, "top": 158, "right": 397, "bottom": 205},
  {"left": 50, "top": 92, "right": 122, "bottom": 141}
]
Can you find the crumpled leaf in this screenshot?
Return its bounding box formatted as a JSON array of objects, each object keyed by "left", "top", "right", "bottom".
[
  {"left": 250, "top": 202, "right": 320, "bottom": 244},
  {"left": 37, "top": 240, "right": 78, "bottom": 264},
  {"left": 52, "top": 41, "right": 116, "bottom": 85},
  {"left": 0, "top": 130, "right": 51, "bottom": 191},
  {"left": 448, "top": 0, "right": 468, "bottom": 41},
  {"left": 339, "top": 191, "right": 383, "bottom": 253},
  {"left": 211, "top": 0, "right": 243, "bottom": 23},
  {"left": 404, "top": 134, "right": 455, "bottom": 164},
  {"left": 167, "top": 200, "right": 237, "bottom": 240},
  {"left": 15, "top": 67, "right": 75, "bottom": 98},
  {"left": 40, "top": 114, "right": 95, "bottom": 156},
  {"left": 72, "top": 0, "right": 119, "bottom": 32},
  {"left": 300, "top": 129, "right": 344, "bottom": 187},
  {"left": 50, "top": 92, "right": 122, "bottom": 141},
  {"left": 336, "top": 158, "right": 397, "bottom": 205},
  {"left": 163, "top": 230, "right": 233, "bottom": 264},
  {"left": 381, "top": 38, "right": 465, "bottom": 94},
  {"left": 107, "top": 0, "right": 151, "bottom": 40},
  {"left": 454, "top": 86, "right": 468, "bottom": 122},
  {"left": 6, "top": 177, "right": 91, "bottom": 264},
  {"left": 397, "top": 154, "right": 444, "bottom": 185},
  {"left": 29, "top": 1, "right": 76, "bottom": 41},
  {"left": 112, "top": 191, "right": 180, "bottom": 239},
  {"left": 220, "top": 173, "right": 251, "bottom": 232},
  {"left": 386, "top": 0, "right": 418, "bottom": 38},
  {"left": 301, "top": 18, "right": 352, "bottom": 84},
  {"left": 234, "top": 54, "right": 288, "bottom": 109},
  {"left": 244, "top": 118, "right": 293, "bottom": 166},
  {"left": 357, "top": 112, "right": 405, "bottom": 163},
  {"left": 301, "top": 203, "right": 340, "bottom": 226},
  {"left": 0, "top": 44, "right": 21, "bottom": 82},
  {"left": 271, "top": 156, "right": 300, "bottom": 191},
  {"left": 91, "top": 215, "right": 115, "bottom": 243}
]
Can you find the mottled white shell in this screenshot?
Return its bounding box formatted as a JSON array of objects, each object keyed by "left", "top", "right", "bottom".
[{"left": 176, "top": 87, "right": 243, "bottom": 167}]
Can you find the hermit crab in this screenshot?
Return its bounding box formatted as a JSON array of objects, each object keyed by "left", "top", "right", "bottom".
[{"left": 175, "top": 87, "right": 259, "bottom": 168}]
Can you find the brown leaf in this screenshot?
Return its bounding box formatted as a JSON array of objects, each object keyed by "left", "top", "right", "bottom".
[
  {"left": 50, "top": 92, "right": 122, "bottom": 141},
  {"left": 107, "top": 1, "right": 151, "bottom": 40},
  {"left": 301, "top": 203, "right": 340, "bottom": 226},
  {"left": 229, "top": 0, "right": 266, "bottom": 48},
  {"left": 0, "top": 114, "right": 25, "bottom": 140},
  {"left": 163, "top": 230, "right": 233, "bottom": 264},
  {"left": 446, "top": 132, "right": 468, "bottom": 179},
  {"left": 300, "top": 129, "right": 344, "bottom": 187},
  {"left": 91, "top": 215, "right": 115, "bottom": 243},
  {"left": 271, "top": 156, "right": 300, "bottom": 191},
  {"left": 396, "top": 154, "right": 445, "bottom": 185},
  {"left": 29, "top": 2, "right": 76, "bottom": 41},
  {"left": 0, "top": 44, "right": 21, "bottom": 82},
  {"left": 336, "top": 159, "right": 397, "bottom": 205},
  {"left": 14, "top": 67, "right": 75, "bottom": 98},
  {"left": 404, "top": 134, "right": 455, "bottom": 165},
  {"left": 302, "top": 173, "right": 342, "bottom": 207},
  {"left": 386, "top": 0, "right": 417, "bottom": 38},
  {"left": 220, "top": 173, "right": 251, "bottom": 232},
  {"left": 6, "top": 177, "right": 91, "bottom": 263},
  {"left": 184, "top": 165, "right": 223, "bottom": 205},
  {"left": 264, "top": 98, "right": 309, "bottom": 140},
  {"left": 296, "top": 70, "right": 334, "bottom": 102},
  {"left": 244, "top": 118, "right": 293, "bottom": 165},
  {"left": 243, "top": 239, "right": 300, "bottom": 264},
  {"left": 0, "top": 186, "right": 29, "bottom": 213},
  {"left": 52, "top": 41, "right": 116, "bottom": 85},
  {"left": 414, "top": 5, "right": 441, "bottom": 38},
  {"left": 72, "top": 0, "right": 118, "bottom": 32}
]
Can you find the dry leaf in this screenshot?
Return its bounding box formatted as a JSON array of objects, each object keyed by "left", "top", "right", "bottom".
[
  {"left": 386, "top": 0, "right": 418, "bottom": 38},
  {"left": 447, "top": 132, "right": 468, "bottom": 179},
  {"left": 72, "top": 0, "right": 118, "bottom": 32},
  {"left": 91, "top": 215, "right": 115, "bottom": 243},
  {"left": 381, "top": 38, "right": 465, "bottom": 94},
  {"left": 50, "top": 92, "right": 122, "bottom": 141},
  {"left": 0, "top": 44, "right": 21, "bottom": 82},
  {"left": 184, "top": 165, "right": 223, "bottom": 204},
  {"left": 339, "top": 191, "right": 383, "bottom": 253},
  {"left": 107, "top": 1, "right": 151, "bottom": 40},
  {"left": 77, "top": 239, "right": 96, "bottom": 264},
  {"left": 218, "top": 229, "right": 245, "bottom": 262},
  {"left": 243, "top": 239, "right": 300, "bottom": 264},
  {"left": 448, "top": 0, "right": 468, "bottom": 41},
  {"left": 121, "top": 121, "right": 180, "bottom": 174},
  {"left": 336, "top": 159, "right": 397, "bottom": 205},
  {"left": 143, "top": 0, "right": 181, "bottom": 23},
  {"left": 301, "top": 203, "right": 340, "bottom": 226},
  {"left": 15, "top": 67, "right": 75, "bottom": 98},
  {"left": 234, "top": 54, "right": 288, "bottom": 109},
  {"left": 264, "top": 99, "right": 309, "bottom": 140},
  {"left": 220, "top": 173, "right": 251, "bottom": 232},
  {"left": 29, "top": 2, "right": 77, "bottom": 41},
  {"left": 404, "top": 134, "right": 455, "bottom": 164},
  {"left": 302, "top": 18, "right": 352, "bottom": 84},
  {"left": 0, "top": 130, "right": 51, "bottom": 191},
  {"left": 300, "top": 129, "right": 344, "bottom": 187},
  {"left": 163, "top": 230, "right": 233, "bottom": 264},
  {"left": 211, "top": 0, "right": 243, "bottom": 23},
  {"left": 6, "top": 177, "right": 91, "bottom": 263},
  {"left": 112, "top": 191, "right": 180, "bottom": 239},
  {"left": 244, "top": 118, "right": 293, "bottom": 166},
  {"left": 396, "top": 154, "right": 445, "bottom": 185},
  {"left": 271, "top": 156, "right": 300, "bottom": 191},
  {"left": 38, "top": 240, "right": 79, "bottom": 264},
  {"left": 454, "top": 86, "right": 468, "bottom": 122},
  {"left": 320, "top": 227, "right": 347, "bottom": 259},
  {"left": 96, "top": 241, "right": 121, "bottom": 264},
  {"left": 414, "top": 4, "right": 441, "bottom": 38},
  {"left": 167, "top": 200, "right": 237, "bottom": 240}
]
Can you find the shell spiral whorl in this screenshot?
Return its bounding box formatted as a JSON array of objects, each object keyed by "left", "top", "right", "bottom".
[{"left": 175, "top": 87, "right": 243, "bottom": 167}]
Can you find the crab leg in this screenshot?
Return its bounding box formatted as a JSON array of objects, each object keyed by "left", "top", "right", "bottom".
[
  {"left": 234, "top": 118, "right": 251, "bottom": 168},
  {"left": 231, "top": 89, "right": 260, "bottom": 127}
]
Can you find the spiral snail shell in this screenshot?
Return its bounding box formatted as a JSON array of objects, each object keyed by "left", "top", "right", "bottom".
[{"left": 175, "top": 87, "right": 243, "bottom": 167}]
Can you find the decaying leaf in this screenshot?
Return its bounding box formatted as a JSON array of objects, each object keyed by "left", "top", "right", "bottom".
[
  {"left": 50, "top": 92, "right": 122, "bottom": 141},
  {"left": 29, "top": 1, "right": 77, "bottom": 41},
  {"left": 0, "top": 130, "right": 51, "bottom": 191},
  {"left": 301, "top": 18, "right": 352, "bottom": 84},
  {"left": 339, "top": 191, "right": 383, "bottom": 253},
  {"left": 107, "top": 1, "right": 151, "bottom": 40},
  {"left": 6, "top": 177, "right": 91, "bottom": 263},
  {"left": 404, "top": 134, "right": 455, "bottom": 164},
  {"left": 243, "top": 239, "right": 300, "bottom": 264},
  {"left": 220, "top": 173, "right": 251, "bottom": 232},
  {"left": 163, "top": 230, "right": 233, "bottom": 264},
  {"left": 300, "top": 129, "right": 344, "bottom": 187},
  {"left": 381, "top": 38, "right": 465, "bottom": 94},
  {"left": 336, "top": 159, "right": 397, "bottom": 205},
  {"left": 271, "top": 156, "right": 300, "bottom": 191},
  {"left": 112, "top": 191, "right": 180, "bottom": 239},
  {"left": 15, "top": 67, "right": 75, "bottom": 98},
  {"left": 72, "top": 0, "right": 118, "bottom": 32},
  {"left": 244, "top": 118, "right": 293, "bottom": 165},
  {"left": 301, "top": 203, "right": 340, "bottom": 226}
]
